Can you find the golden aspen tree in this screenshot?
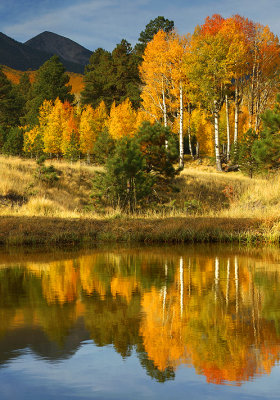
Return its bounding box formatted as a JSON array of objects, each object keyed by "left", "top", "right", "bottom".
[
  {"left": 245, "top": 23, "right": 280, "bottom": 131},
  {"left": 186, "top": 18, "right": 232, "bottom": 170},
  {"left": 23, "top": 126, "right": 43, "bottom": 158},
  {"left": 93, "top": 100, "right": 108, "bottom": 133},
  {"left": 139, "top": 30, "right": 170, "bottom": 127},
  {"left": 61, "top": 102, "right": 79, "bottom": 161},
  {"left": 107, "top": 98, "right": 137, "bottom": 139},
  {"left": 167, "top": 32, "right": 190, "bottom": 167},
  {"left": 79, "top": 105, "right": 96, "bottom": 163},
  {"left": 43, "top": 98, "right": 64, "bottom": 156},
  {"left": 220, "top": 16, "right": 252, "bottom": 151}
]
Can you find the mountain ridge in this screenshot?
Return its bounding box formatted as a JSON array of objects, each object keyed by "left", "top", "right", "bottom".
[
  {"left": 25, "top": 31, "right": 92, "bottom": 67},
  {"left": 0, "top": 31, "right": 91, "bottom": 73}
]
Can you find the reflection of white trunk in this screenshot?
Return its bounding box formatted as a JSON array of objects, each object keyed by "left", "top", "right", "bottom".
[
  {"left": 235, "top": 256, "right": 239, "bottom": 314},
  {"left": 179, "top": 83, "right": 184, "bottom": 169},
  {"left": 162, "top": 263, "right": 168, "bottom": 321},
  {"left": 188, "top": 258, "right": 191, "bottom": 297},
  {"left": 162, "top": 286, "right": 167, "bottom": 321},
  {"left": 180, "top": 257, "right": 184, "bottom": 318},
  {"left": 226, "top": 258, "right": 230, "bottom": 306},
  {"left": 215, "top": 257, "right": 219, "bottom": 302}
]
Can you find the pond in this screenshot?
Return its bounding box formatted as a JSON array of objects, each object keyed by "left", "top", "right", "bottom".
[{"left": 0, "top": 244, "right": 280, "bottom": 399}]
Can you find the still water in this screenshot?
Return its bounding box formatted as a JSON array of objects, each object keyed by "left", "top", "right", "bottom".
[{"left": 1, "top": 244, "right": 280, "bottom": 399}]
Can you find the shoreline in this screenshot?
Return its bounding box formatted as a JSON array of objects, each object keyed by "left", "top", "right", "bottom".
[{"left": 1, "top": 216, "right": 279, "bottom": 246}]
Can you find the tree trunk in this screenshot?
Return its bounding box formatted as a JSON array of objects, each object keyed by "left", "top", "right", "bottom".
[
  {"left": 162, "top": 85, "right": 168, "bottom": 149},
  {"left": 179, "top": 83, "right": 184, "bottom": 169},
  {"left": 234, "top": 84, "right": 239, "bottom": 145},
  {"left": 196, "top": 141, "right": 200, "bottom": 158},
  {"left": 188, "top": 103, "right": 194, "bottom": 159},
  {"left": 214, "top": 101, "right": 222, "bottom": 171},
  {"left": 225, "top": 95, "right": 230, "bottom": 162}
]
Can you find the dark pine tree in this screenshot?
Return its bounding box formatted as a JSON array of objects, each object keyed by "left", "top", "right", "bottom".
[
  {"left": 252, "top": 94, "right": 280, "bottom": 172},
  {"left": 81, "top": 48, "right": 114, "bottom": 109},
  {"left": 24, "top": 55, "right": 74, "bottom": 126},
  {"left": 0, "top": 69, "right": 23, "bottom": 128},
  {"left": 134, "top": 16, "right": 174, "bottom": 57}
]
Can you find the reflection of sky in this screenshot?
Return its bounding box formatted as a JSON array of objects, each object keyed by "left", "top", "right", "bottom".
[
  {"left": 1, "top": 344, "right": 280, "bottom": 400},
  {"left": 1, "top": 0, "right": 280, "bottom": 51}
]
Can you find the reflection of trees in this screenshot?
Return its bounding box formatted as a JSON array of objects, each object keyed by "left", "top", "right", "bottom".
[
  {"left": 83, "top": 291, "right": 141, "bottom": 357},
  {"left": 140, "top": 256, "right": 280, "bottom": 385},
  {"left": 1, "top": 248, "right": 280, "bottom": 385}
]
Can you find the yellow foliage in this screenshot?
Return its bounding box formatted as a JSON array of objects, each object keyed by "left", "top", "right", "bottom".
[
  {"left": 107, "top": 98, "right": 137, "bottom": 139},
  {"left": 79, "top": 105, "right": 96, "bottom": 155}
]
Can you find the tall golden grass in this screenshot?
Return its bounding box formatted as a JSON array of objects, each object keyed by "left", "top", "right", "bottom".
[
  {"left": 1, "top": 155, "right": 280, "bottom": 219},
  {"left": 0, "top": 155, "right": 279, "bottom": 244}
]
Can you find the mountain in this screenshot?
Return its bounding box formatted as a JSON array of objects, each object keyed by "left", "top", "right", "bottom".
[
  {"left": 25, "top": 31, "right": 92, "bottom": 67},
  {"left": 0, "top": 32, "right": 91, "bottom": 73}
]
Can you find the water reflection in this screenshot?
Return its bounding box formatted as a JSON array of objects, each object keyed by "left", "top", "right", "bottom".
[{"left": 1, "top": 245, "right": 280, "bottom": 386}]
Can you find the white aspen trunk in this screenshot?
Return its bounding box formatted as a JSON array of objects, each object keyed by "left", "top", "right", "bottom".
[
  {"left": 188, "top": 103, "right": 194, "bottom": 159},
  {"left": 179, "top": 83, "right": 184, "bottom": 169},
  {"left": 180, "top": 257, "right": 184, "bottom": 318},
  {"left": 196, "top": 141, "right": 200, "bottom": 158},
  {"left": 214, "top": 101, "right": 222, "bottom": 171},
  {"left": 87, "top": 152, "right": 90, "bottom": 164},
  {"left": 225, "top": 95, "right": 230, "bottom": 162},
  {"left": 234, "top": 84, "right": 239, "bottom": 145},
  {"left": 163, "top": 89, "right": 167, "bottom": 128},
  {"left": 162, "top": 86, "right": 168, "bottom": 149}
]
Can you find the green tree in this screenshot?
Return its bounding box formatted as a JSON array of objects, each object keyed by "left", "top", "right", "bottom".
[
  {"left": 0, "top": 126, "right": 7, "bottom": 150},
  {"left": 135, "top": 16, "right": 174, "bottom": 56},
  {"left": 92, "top": 127, "right": 115, "bottom": 165},
  {"left": 111, "top": 39, "right": 141, "bottom": 108},
  {"left": 252, "top": 95, "right": 280, "bottom": 172},
  {"left": 92, "top": 136, "right": 154, "bottom": 213},
  {"left": 81, "top": 48, "right": 114, "bottom": 109},
  {"left": 136, "top": 122, "right": 178, "bottom": 179},
  {"left": 238, "top": 129, "right": 259, "bottom": 178},
  {"left": 2, "top": 127, "right": 24, "bottom": 156},
  {"left": 24, "top": 56, "right": 74, "bottom": 126},
  {"left": 18, "top": 73, "right": 32, "bottom": 100},
  {"left": 82, "top": 41, "right": 141, "bottom": 109},
  {"left": 0, "top": 69, "right": 23, "bottom": 128}
]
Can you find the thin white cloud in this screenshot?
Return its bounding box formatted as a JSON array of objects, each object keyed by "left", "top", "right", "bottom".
[{"left": 2, "top": 0, "right": 280, "bottom": 51}]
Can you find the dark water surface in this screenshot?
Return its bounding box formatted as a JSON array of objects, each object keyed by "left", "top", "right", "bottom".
[{"left": 1, "top": 244, "right": 280, "bottom": 399}]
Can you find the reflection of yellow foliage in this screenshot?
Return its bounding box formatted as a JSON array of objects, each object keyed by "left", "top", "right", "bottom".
[
  {"left": 2, "top": 250, "right": 280, "bottom": 386},
  {"left": 111, "top": 277, "right": 138, "bottom": 303},
  {"left": 41, "top": 259, "right": 78, "bottom": 304},
  {"left": 79, "top": 255, "right": 107, "bottom": 298},
  {"left": 141, "top": 287, "right": 189, "bottom": 371}
]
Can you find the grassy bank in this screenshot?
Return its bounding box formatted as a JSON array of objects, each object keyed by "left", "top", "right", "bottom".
[
  {"left": 0, "top": 155, "right": 280, "bottom": 245},
  {"left": 1, "top": 215, "right": 280, "bottom": 245}
]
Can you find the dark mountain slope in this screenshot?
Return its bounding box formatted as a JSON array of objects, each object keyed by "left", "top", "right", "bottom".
[
  {"left": 0, "top": 32, "right": 88, "bottom": 73},
  {"left": 25, "top": 31, "right": 92, "bottom": 66}
]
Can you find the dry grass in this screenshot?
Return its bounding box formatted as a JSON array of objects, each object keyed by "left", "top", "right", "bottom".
[
  {"left": 0, "top": 155, "right": 280, "bottom": 244},
  {"left": 0, "top": 156, "right": 101, "bottom": 216}
]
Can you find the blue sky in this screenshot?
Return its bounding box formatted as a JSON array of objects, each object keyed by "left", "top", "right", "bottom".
[{"left": 1, "top": 0, "right": 280, "bottom": 51}]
